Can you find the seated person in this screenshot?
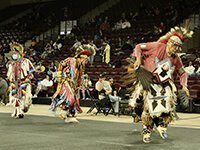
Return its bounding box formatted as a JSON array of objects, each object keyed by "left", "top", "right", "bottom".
[
  {"left": 196, "top": 66, "right": 200, "bottom": 75},
  {"left": 107, "top": 78, "right": 121, "bottom": 115},
  {"left": 80, "top": 74, "right": 92, "bottom": 100},
  {"left": 34, "top": 62, "right": 46, "bottom": 74},
  {"left": 33, "top": 75, "right": 53, "bottom": 97},
  {"left": 184, "top": 61, "right": 195, "bottom": 76},
  {"left": 95, "top": 74, "right": 107, "bottom": 100},
  {"left": 122, "top": 19, "right": 131, "bottom": 29},
  {"left": 118, "top": 85, "right": 129, "bottom": 100},
  {"left": 94, "top": 74, "right": 112, "bottom": 114},
  {"left": 47, "top": 61, "right": 57, "bottom": 82},
  {"left": 95, "top": 76, "right": 121, "bottom": 115}
]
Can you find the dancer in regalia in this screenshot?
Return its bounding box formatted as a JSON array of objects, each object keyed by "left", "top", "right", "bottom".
[
  {"left": 50, "top": 50, "right": 92, "bottom": 123},
  {"left": 6, "top": 43, "right": 34, "bottom": 118},
  {"left": 123, "top": 24, "right": 193, "bottom": 143}
]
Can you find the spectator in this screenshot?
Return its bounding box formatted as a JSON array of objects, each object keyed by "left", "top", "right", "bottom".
[
  {"left": 44, "top": 40, "right": 54, "bottom": 52},
  {"left": 100, "top": 20, "right": 110, "bottom": 32},
  {"left": 80, "top": 74, "right": 92, "bottom": 100},
  {"left": 70, "top": 38, "right": 82, "bottom": 56},
  {"left": 33, "top": 75, "right": 53, "bottom": 97},
  {"left": 94, "top": 74, "right": 112, "bottom": 115},
  {"left": 184, "top": 61, "right": 196, "bottom": 76},
  {"left": 34, "top": 62, "right": 46, "bottom": 74},
  {"left": 47, "top": 61, "right": 57, "bottom": 82},
  {"left": 100, "top": 42, "right": 111, "bottom": 64},
  {"left": 0, "top": 77, "right": 8, "bottom": 105},
  {"left": 95, "top": 74, "right": 107, "bottom": 100},
  {"left": 122, "top": 19, "right": 131, "bottom": 29},
  {"left": 113, "top": 19, "right": 123, "bottom": 30},
  {"left": 108, "top": 78, "right": 121, "bottom": 115}
]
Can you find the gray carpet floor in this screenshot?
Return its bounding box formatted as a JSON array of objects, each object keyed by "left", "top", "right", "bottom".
[{"left": 0, "top": 113, "right": 199, "bottom": 150}]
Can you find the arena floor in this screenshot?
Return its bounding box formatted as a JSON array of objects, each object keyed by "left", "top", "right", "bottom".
[{"left": 0, "top": 105, "right": 200, "bottom": 150}]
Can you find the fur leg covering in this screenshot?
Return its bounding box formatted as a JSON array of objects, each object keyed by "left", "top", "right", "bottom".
[
  {"left": 141, "top": 112, "right": 153, "bottom": 126},
  {"left": 159, "top": 112, "right": 174, "bottom": 125}
]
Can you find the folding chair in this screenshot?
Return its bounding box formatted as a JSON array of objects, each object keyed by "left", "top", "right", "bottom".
[{"left": 87, "top": 96, "right": 114, "bottom": 116}]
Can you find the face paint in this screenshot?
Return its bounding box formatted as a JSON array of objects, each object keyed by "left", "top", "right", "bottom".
[
  {"left": 12, "top": 54, "right": 18, "bottom": 60},
  {"left": 167, "top": 39, "right": 182, "bottom": 56}
]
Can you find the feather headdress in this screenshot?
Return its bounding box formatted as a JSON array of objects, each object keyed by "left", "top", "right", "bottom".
[
  {"left": 158, "top": 19, "right": 194, "bottom": 44},
  {"left": 75, "top": 50, "right": 93, "bottom": 58},
  {"left": 5, "top": 43, "right": 24, "bottom": 61},
  {"left": 177, "top": 89, "right": 190, "bottom": 111},
  {"left": 10, "top": 43, "right": 24, "bottom": 56},
  {"left": 122, "top": 58, "right": 153, "bottom": 93}
]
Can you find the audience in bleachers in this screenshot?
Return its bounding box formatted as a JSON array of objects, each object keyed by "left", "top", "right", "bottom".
[{"left": 0, "top": 0, "right": 200, "bottom": 113}]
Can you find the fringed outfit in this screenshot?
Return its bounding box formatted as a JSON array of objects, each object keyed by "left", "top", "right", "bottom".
[
  {"left": 102, "top": 43, "right": 110, "bottom": 64},
  {"left": 6, "top": 46, "right": 34, "bottom": 118},
  {"left": 50, "top": 50, "right": 92, "bottom": 123},
  {"left": 124, "top": 41, "right": 188, "bottom": 143}
]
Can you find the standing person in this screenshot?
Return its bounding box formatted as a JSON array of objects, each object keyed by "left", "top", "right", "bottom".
[
  {"left": 50, "top": 50, "right": 92, "bottom": 123},
  {"left": 0, "top": 76, "right": 8, "bottom": 105},
  {"left": 124, "top": 26, "right": 193, "bottom": 143},
  {"left": 86, "top": 40, "right": 97, "bottom": 66},
  {"left": 6, "top": 43, "right": 34, "bottom": 118},
  {"left": 101, "top": 42, "right": 111, "bottom": 64}
]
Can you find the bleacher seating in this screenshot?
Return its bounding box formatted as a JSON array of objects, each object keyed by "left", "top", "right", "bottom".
[{"left": 0, "top": 0, "right": 200, "bottom": 113}]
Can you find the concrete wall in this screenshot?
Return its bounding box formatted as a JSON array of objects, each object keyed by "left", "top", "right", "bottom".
[
  {"left": 9, "top": 0, "right": 55, "bottom": 5},
  {"left": 0, "top": 0, "right": 54, "bottom": 10},
  {"left": 79, "top": 0, "right": 120, "bottom": 25},
  {"left": 0, "top": 0, "right": 10, "bottom": 10},
  {"left": 182, "top": 14, "right": 200, "bottom": 51}
]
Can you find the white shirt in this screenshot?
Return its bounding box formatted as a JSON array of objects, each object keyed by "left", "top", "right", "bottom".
[
  {"left": 196, "top": 67, "right": 200, "bottom": 74},
  {"left": 38, "top": 79, "right": 53, "bottom": 87},
  {"left": 95, "top": 80, "right": 112, "bottom": 100},
  {"left": 122, "top": 21, "right": 131, "bottom": 29},
  {"left": 184, "top": 65, "right": 195, "bottom": 75}
]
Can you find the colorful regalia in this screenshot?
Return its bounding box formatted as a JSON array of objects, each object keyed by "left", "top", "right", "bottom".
[
  {"left": 50, "top": 50, "right": 92, "bottom": 123},
  {"left": 6, "top": 43, "right": 34, "bottom": 118},
  {"left": 123, "top": 24, "right": 193, "bottom": 143}
]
